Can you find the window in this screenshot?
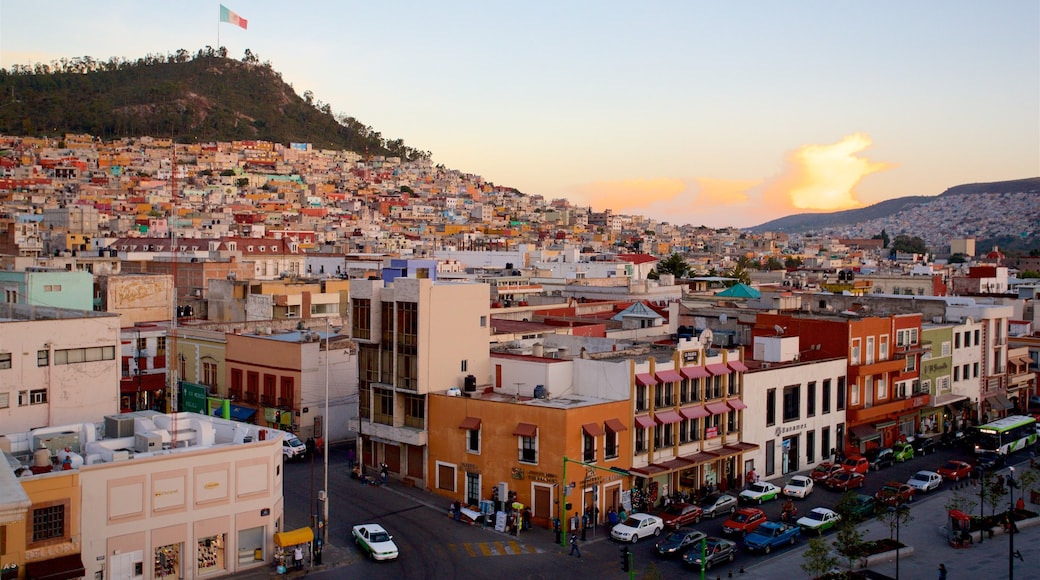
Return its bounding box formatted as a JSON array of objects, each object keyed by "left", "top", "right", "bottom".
[
  {"left": 822, "top": 426, "right": 831, "bottom": 460},
  {"left": 877, "top": 377, "right": 888, "bottom": 400},
  {"left": 851, "top": 339, "right": 861, "bottom": 365},
  {"left": 351, "top": 298, "right": 371, "bottom": 340},
  {"left": 705, "top": 414, "right": 721, "bottom": 439},
  {"left": 941, "top": 341, "right": 951, "bottom": 357},
  {"left": 374, "top": 388, "right": 394, "bottom": 425},
  {"left": 30, "top": 389, "right": 47, "bottom": 405},
  {"left": 37, "top": 349, "right": 49, "bottom": 367},
  {"left": 807, "top": 381, "right": 816, "bottom": 417},
  {"left": 905, "top": 356, "right": 916, "bottom": 372},
  {"left": 461, "top": 360, "right": 468, "bottom": 372},
  {"left": 896, "top": 328, "right": 919, "bottom": 347},
  {"left": 822, "top": 379, "right": 831, "bottom": 414},
  {"left": 202, "top": 361, "right": 218, "bottom": 387},
  {"left": 262, "top": 374, "right": 276, "bottom": 406},
  {"left": 880, "top": 336, "right": 888, "bottom": 360},
  {"left": 807, "top": 430, "right": 816, "bottom": 464},
  {"left": 480, "top": 316, "right": 487, "bottom": 327},
  {"left": 246, "top": 371, "right": 259, "bottom": 402},
  {"left": 679, "top": 419, "right": 691, "bottom": 444},
  {"left": 851, "top": 383, "right": 860, "bottom": 406},
  {"left": 467, "top": 428, "right": 481, "bottom": 454},
  {"left": 279, "top": 376, "right": 294, "bottom": 407},
  {"left": 43, "top": 284, "right": 62, "bottom": 292},
  {"left": 436, "top": 462, "right": 456, "bottom": 492},
  {"left": 583, "top": 432, "right": 596, "bottom": 462},
  {"left": 53, "top": 346, "right": 116, "bottom": 365},
  {"left": 230, "top": 369, "right": 243, "bottom": 400},
  {"left": 691, "top": 379, "right": 701, "bottom": 402},
  {"left": 18, "top": 390, "right": 28, "bottom": 406},
  {"left": 635, "top": 428, "right": 647, "bottom": 453},
  {"left": 866, "top": 337, "right": 875, "bottom": 365},
  {"left": 973, "top": 362, "right": 979, "bottom": 378},
  {"left": 0, "top": 353, "right": 10, "bottom": 370},
  {"left": 782, "top": 385, "right": 800, "bottom": 422},
  {"left": 973, "top": 330, "right": 980, "bottom": 345},
  {"left": 652, "top": 425, "right": 663, "bottom": 449},
  {"left": 0, "top": 392, "right": 8, "bottom": 409},
  {"left": 955, "top": 333, "right": 961, "bottom": 349},
  {"left": 954, "top": 366, "right": 960, "bottom": 381},
  {"left": 156, "top": 336, "right": 166, "bottom": 358},
  {"left": 31, "top": 502, "right": 67, "bottom": 544},
  {"left": 766, "top": 388, "right": 776, "bottom": 426},
  {"left": 680, "top": 379, "right": 691, "bottom": 404},
  {"left": 635, "top": 385, "right": 647, "bottom": 412},
  {"left": 837, "top": 377, "right": 846, "bottom": 410},
  {"left": 689, "top": 418, "right": 700, "bottom": 441},
  {"left": 726, "top": 410, "right": 737, "bottom": 433},
  {"left": 604, "top": 429, "right": 618, "bottom": 459},
  {"left": 520, "top": 435, "right": 538, "bottom": 463},
  {"left": 765, "top": 439, "right": 775, "bottom": 476},
  {"left": 654, "top": 384, "right": 664, "bottom": 407}
]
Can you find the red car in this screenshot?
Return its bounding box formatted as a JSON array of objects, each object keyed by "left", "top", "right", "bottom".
[
  {"left": 842, "top": 456, "right": 870, "bottom": 474},
  {"left": 659, "top": 502, "right": 704, "bottom": 528},
  {"left": 825, "top": 471, "right": 866, "bottom": 491},
  {"left": 875, "top": 481, "right": 915, "bottom": 506},
  {"left": 936, "top": 460, "right": 973, "bottom": 482},
  {"left": 810, "top": 462, "right": 844, "bottom": 482},
  {"left": 721, "top": 507, "right": 767, "bottom": 537}
]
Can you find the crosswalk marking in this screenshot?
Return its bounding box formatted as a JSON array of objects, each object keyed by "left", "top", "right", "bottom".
[{"left": 446, "top": 541, "right": 543, "bottom": 558}]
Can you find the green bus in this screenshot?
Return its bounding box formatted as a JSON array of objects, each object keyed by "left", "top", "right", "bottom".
[{"left": 974, "top": 414, "right": 1038, "bottom": 455}]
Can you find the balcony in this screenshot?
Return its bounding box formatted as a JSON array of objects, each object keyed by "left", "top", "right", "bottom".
[
  {"left": 846, "top": 393, "right": 930, "bottom": 424},
  {"left": 350, "top": 417, "right": 427, "bottom": 447},
  {"left": 848, "top": 358, "right": 905, "bottom": 379}
]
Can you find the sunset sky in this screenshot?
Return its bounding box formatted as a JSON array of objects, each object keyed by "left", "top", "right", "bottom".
[{"left": 2, "top": 1, "right": 1037, "bottom": 228}]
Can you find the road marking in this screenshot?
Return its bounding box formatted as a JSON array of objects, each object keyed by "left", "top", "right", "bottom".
[
  {"left": 463, "top": 543, "right": 477, "bottom": 557},
  {"left": 446, "top": 541, "right": 544, "bottom": 557},
  {"left": 480, "top": 543, "right": 494, "bottom": 556}
]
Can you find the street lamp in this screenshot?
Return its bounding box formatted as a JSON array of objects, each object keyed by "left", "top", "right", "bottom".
[
  {"left": 887, "top": 504, "right": 910, "bottom": 580},
  {"left": 1007, "top": 466, "right": 1022, "bottom": 580}
]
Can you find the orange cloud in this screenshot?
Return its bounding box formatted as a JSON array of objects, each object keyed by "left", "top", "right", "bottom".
[
  {"left": 764, "top": 133, "right": 894, "bottom": 213},
  {"left": 692, "top": 177, "right": 760, "bottom": 206},
  {"left": 571, "top": 178, "right": 686, "bottom": 212}
]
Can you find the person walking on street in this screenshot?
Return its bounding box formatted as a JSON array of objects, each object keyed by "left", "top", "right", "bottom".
[
  {"left": 938, "top": 563, "right": 947, "bottom": 579},
  {"left": 380, "top": 462, "right": 389, "bottom": 484},
  {"left": 293, "top": 545, "right": 304, "bottom": 570},
  {"left": 569, "top": 532, "right": 581, "bottom": 557}
]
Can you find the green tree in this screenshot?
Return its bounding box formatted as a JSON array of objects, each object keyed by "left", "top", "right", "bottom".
[
  {"left": 784, "top": 256, "right": 803, "bottom": 269},
  {"left": 654, "top": 253, "right": 690, "bottom": 279},
  {"left": 872, "top": 229, "right": 891, "bottom": 248},
  {"left": 764, "top": 256, "right": 785, "bottom": 270},
  {"left": 889, "top": 235, "right": 928, "bottom": 255},
  {"left": 725, "top": 261, "right": 752, "bottom": 286},
  {"left": 949, "top": 253, "right": 970, "bottom": 264},
  {"left": 832, "top": 521, "right": 868, "bottom": 572},
  {"left": 1018, "top": 269, "right": 1040, "bottom": 279},
  {"left": 801, "top": 536, "right": 840, "bottom": 579},
  {"left": 877, "top": 505, "right": 913, "bottom": 541}
]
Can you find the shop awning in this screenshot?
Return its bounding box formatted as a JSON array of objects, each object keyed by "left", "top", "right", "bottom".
[
  {"left": 706, "top": 363, "right": 730, "bottom": 376},
  {"left": 654, "top": 410, "right": 683, "bottom": 424},
  {"left": 629, "top": 464, "right": 670, "bottom": 476},
  {"left": 458, "top": 416, "right": 482, "bottom": 430},
  {"left": 512, "top": 423, "right": 538, "bottom": 437},
  {"left": 933, "top": 393, "right": 968, "bottom": 407},
  {"left": 655, "top": 370, "right": 684, "bottom": 383},
  {"left": 680, "top": 405, "right": 710, "bottom": 420},
  {"left": 724, "top": 442, "right": 760, "bottom": 452},
  {"left": 604, "top": 418, "right": 628, "bottom": 432},
  {"left": 634, "top": 415, "right": 656, "bottom": 429},
  {"left": 726, "top": 399, "right": 747, "bottom": 411},
  {"left": 273, "top": 527, "right": 314, "bottom": 548},
  {"left": 705, "top": 401, "right": 730, "bottom": 415},
  {"left": 680, "top": 451, "right": 719, "bottom": 465},
  {"left": 727, "top": 360, "right": 749, "bottom": 372},
  {"left": 635, "top": 372, "right": 658, "bottom": 386},
  {"left": 850, "top": 424, "right": 880, "bottom": 440},
  {"left": 25, "top": 554, "right": 86, "bottom": 580},
  {"left": 213, "top": 404, "right": 257, "bottom": 421},
  {"left": 582, "top": 422, "right": 605, "bottom": 437},
  {"left": 986, "top": 393, "right": 1014, "bottom": 410},
  {"left": 681, "top": 366, "right": 710, "bottom": 380}
]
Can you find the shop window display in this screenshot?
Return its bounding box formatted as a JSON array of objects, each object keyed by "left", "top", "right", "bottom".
[
  {"left": 197, "top": 534, "right": 225, "bottom": 574},
  {"left": 155, "top": 544, "right": 181, "bottom": 579}
]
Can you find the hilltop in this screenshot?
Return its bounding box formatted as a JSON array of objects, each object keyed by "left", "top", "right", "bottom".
[{"left": 0, "top": 49, "right": 429, "bottom": 161}]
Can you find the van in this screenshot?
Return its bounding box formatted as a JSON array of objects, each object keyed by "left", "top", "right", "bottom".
[{"left": 282, "top": 434, "right": 307, "bottom": 461}]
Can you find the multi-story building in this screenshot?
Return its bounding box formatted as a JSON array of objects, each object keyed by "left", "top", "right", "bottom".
[
  {"left": 0, "top": 303, "right": 121, "bottom": 435},
  {"left": 0, "top": 269, "right": 94, "bottom": 311},
  {"left": 349, "top": 270, "right": 491, "bottom": 488},
  {"left": 947, "top": 302, "right": 1013, "bottom": 423}
]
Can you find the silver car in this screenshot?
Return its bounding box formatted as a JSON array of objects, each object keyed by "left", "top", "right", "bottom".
[{"left": 699, "top": 493, "right": 738, "bottom": 518}]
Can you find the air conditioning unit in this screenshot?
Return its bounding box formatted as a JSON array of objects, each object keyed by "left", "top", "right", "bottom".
[
  {"left": 105, "top": 415, "right": 135, "bottom": 438},
  {"left": 135, "top": 433, "right": 162, "bottom": 453}
]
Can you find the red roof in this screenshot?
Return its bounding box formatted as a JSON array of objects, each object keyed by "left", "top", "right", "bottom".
[{"left": 616, "top": 253, "right": 659, "bottom": 265}]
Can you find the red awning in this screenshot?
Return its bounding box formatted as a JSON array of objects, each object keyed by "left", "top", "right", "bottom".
[
  {"left": 725, "top": 442, "right": 760, "bottom": 452},
  {"left": 635, "top": 372, "right": 658, "bottom": 386},
  {"left": 458, "top": 417, "right": 482, "bottom": 430},
  {"left": 726, "top": 399, "right": 748, "bottom": 410},
  {"left": 634, "top": 415, "right": 656, "bottom": 429},
  {"left": 582, "top": 422, "right": 605, "bottom": 437},
  {"left": 629, "top": 464, "right": 670, "bottom": 476},
  {"left": 681, "top": 366, "right": 710, "bottom": 379},
  {"left": 512, "top": 423, "right": 538, "bottom": 437},
  {"left": 604, "top": 418, "right": 628, "bottom": 432},
  {"left": 681, "top": 451, "right": 720, "bottom": 465},
  {"left": 655, "top": 370, "right": 683, "bottom": 383},
  {"left": 728, "top": 360, "right": 749, "bottom": 372},
  {"left": 706, "top": 401, "right": 730, "bottom": 415},
  {"left": 680, "top": 406, "right": 710, "bottom": 420},
  {"left": 654, "top": 410, "right": 683, "bottom": 424},
  {"left": 706, "top": 363, "right": 730, "bottom": 376},
  {"left": 657, "top": 458, "right": 693, "bottom": 470}
]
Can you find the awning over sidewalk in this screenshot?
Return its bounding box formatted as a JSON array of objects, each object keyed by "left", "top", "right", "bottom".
[
  {"left": 273, "top": 527, "right": 314, "bottom": 548},
  {"left": 933, "top": 393, "right": 968, "bottom": 407},
  {"left": 850, "top": 424, "right": 880, "bottom": 440},
  {"left": 25, "top": 554, "right": 85, "bottom": 580},
  {"left": 986, "top": 393, "right": 1014, "bottom": 410}
]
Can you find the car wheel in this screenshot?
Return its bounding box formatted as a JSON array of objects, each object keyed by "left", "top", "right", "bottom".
[
  {"left": 707, "top": 509, "right": 715, "bottom": 518},
  {"left": 764, "top": 545, "right": 772, "bottom": 554},
  {"left": 729, "top": 506, "right": 736, "bottom": 514},
  {"left": 631, "top": 535, "right": 639, "bottom": 544},
  {"left": 654, "top": 527, "right": 662, "bottom": 537},
  {"left": 695, "top": 515, "right": 702, "bottom": 524},
  {"left": 790, "top": 535, "right": 796, "bottom": 545},
  {"left": 728, "top": 552, "right": 735, "bottom": 562},
  {"left": 757, "top": 497, "right": 763, "bottom": 505}
]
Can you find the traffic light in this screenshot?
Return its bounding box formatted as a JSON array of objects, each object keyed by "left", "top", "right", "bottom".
[{"left": 620, "top": 546, "right": 630, "bottom": 572}]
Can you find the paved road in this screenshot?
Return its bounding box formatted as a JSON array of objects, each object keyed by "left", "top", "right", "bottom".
[{"left": 230, "top": 441, "right": 1039, "bottom": 580}]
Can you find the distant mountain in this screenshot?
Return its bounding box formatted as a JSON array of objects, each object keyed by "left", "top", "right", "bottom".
[
  {"left": 749, "top": 177, "right": 1040, "bottom": 253},
  {"left": 0, "top": 50, "right": 429, "bottom": 160}
]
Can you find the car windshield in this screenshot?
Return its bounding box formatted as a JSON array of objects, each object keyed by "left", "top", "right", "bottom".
[
  {"left": 700, "top": 494, "right": 721, "bottom": 507},
  {"left": 286, "top": 436, "right": 303, "bottom": 447},
  {"left": 910, "top": 473, "right": 929, "bottom": 482},
  {"left": 788, "top": 479, "right": 806, "bottom": 487},
  {"left": 664, "top": 505, "right": 686, "bottom": 515},
  {"left": 805, "top": 511, "right": 826, "bottom": 521},
  {"left": 834, "top": 473, "right": 850, "bottom": 480},
  {"left": 844, "top": 458, "right": 859, "bottom": 466},
  {"left": 664, "top": 530, "right": 687, "bottom": 542},
  {"left": 370, "top": 532, "right": 390, "bottom": 543},
  {"left": 732, "top": 513, "right": 749, "bottom": 522},
  {"left": 622, "top": 517, "right": 641, "bottom": 527},
  {"left": 813, "top": 464, "right": 830, "bottom": 472},
  {"left": 942, "top": 462, "right": 960, "bottom": 470},
  {"left": 747, "top": 484, "right": 767, "bottom": 493}
]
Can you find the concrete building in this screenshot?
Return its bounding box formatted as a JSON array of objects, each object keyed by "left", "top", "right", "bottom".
[
  {"left": 0, "top": 304, "right": 121, "bottom": 435},
  {"left": 0, "top": 269, "right": 94, "bottom": 311},
  {"left": 97, "top": 274, "right": 175, "bottom": 327}
]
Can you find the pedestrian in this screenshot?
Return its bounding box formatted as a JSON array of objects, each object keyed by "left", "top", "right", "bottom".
[
  {"left": 746, "top": 469, "right": 756, "bottom": 489},
  {"left": 346, "top": 447, "right": 356, "bottom": 470},
  {"left": 618, "top": 506, "right": 627, "bottom": 522},
  {"left": 581, "top": 511, "right": 590, "bottom": 540},
  {"left": 315, "top": 435, "right": 324, "bottom": 456},
  {"left": 453, "top": 500, "right": 462, "bottom": 521},
  {"left": 607, "top": 506, "right": 619, "bottom": 529},
  {"left": 293, "top": 545, "right": 304, "bottom": 570},
  {"left": 570, "top": 511, "right": 580, "bottom": 533},
  {"left": 380, "top": 462, "right": 389, "bottom": 484},
  {"left": 938, "top": 563, "right": 947, "bottom": 580},
  {"left": 568, "top": 532, "right": 581, "bottom": 557}
]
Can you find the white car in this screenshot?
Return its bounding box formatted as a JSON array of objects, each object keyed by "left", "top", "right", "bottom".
[
  {"left": 739, "top": 481, "right": 782, "bottom": 504},
  {"left": 610, "top": 513, "right": 664, "bottom": 543},
  {"left": 907, "top": 470, "right": 943, "bottom": 493},
  {"left": 783, "top": 475, "right": 814, "bottom": 498},
  {"left": 352, "top": 523, "right": 399, "bottom": 560},
  {"left": 796, "top": 507, "right": 842, "bottom": 534}
]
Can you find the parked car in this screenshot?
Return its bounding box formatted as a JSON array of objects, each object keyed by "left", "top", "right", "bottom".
[
  {"left": 682, "top": 537, "right": 736, "bottom": 570},
  {"left": 282, "top": 434, "right": 308, "bottom": 461},
  {"left": 842, "top": 456, "right": 870, "bottom": 474},
  {"left": 907, "top": 470, "right": 943, "bottom": 493},
  {"left": 783, "top": 475, "right": 814, "bottom": 499},
  {"left": 875, "top": 481, "right": 915, "bottom": 506},
  {"left": 977, "top": 450, "right": 1007, "bottom": 471},
  {"left": 744, "top": 521, "right": 801, "bottom": 554},
  {"left": 892, "top": 441, "right": 915, "bottom": 462},
  {"left": 655, "top": 528, "right": 707, "bottom": 557},
  {"left": 722, "top": 507, "right": 767, "bottom": 537},
  {"left": 699, "top": 492, "right": 738, "bottom": 518},
  {"left": 867, "top": 447, "right": 895, "bottom": 470},
  {"left": 659, "top": 503, "right": 703, "bottom": 528},
  {"left": 909, "top": 435, "right": 939, "bottom": 456},
  {"left": 352, "top": 523, "right": 400, "bottom": 561},
  {"left": 611, "top": 513, "right": 664, "bottom": 543},
  {"left": 810, "top": 462, "right": 844, "bottom": 482},
  {"left": 844, "top": 493, "right": 877, "bottom": 520},
  {"left": 1028, "top": 394, "right": 1040, "bottom": 413},
  {"left": 937, "top": 460, "right": 973, "bottom": 482},
  {"left": 739, "top": 482, "right": 782, "bottom": 505},
  {"left": 825, "top": 471, "right": 866, "bottom": 491},
  {"left": 796, "top": 507, "right": 842, "bottom": 534},
  {"left": 939, "top": 429, "right": 971, "bottom": 449}
]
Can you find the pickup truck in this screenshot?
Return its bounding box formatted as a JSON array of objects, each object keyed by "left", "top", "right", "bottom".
[{"left": 743, "top": 521, "right": 801, "bottom": 554}]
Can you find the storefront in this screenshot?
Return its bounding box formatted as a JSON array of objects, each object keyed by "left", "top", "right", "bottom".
[
  {"left": 154, "top": 543, "right": 182, "bottom": 579},
  {"left": 196, "top": 534, "right": 225, "bottom": 575},
  {"left": 24, "top": 554, "right": 85, "bottom": 580},
  {"left": 272, "top": 527, "right": 313, "bottom": 571}
]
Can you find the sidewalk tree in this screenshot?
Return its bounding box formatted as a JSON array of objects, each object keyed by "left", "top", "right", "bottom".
[
  {"left": 877, "top": 505, "right": 913, "bottom": 541},
  {"left": 981, "top": 472, "right": 1008, "bottom": 517},
  {"left": 832, "top": 521, "right": 868, "bottom": 572},
  {"left": 801, "top": 536, "right": 840, "bottom": 579},
  {"left": 944, "top": 489, "right": 978, "bottom": 515}
]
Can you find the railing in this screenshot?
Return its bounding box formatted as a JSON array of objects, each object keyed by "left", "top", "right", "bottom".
[{"left": 403, "top": 415, "right": 425, "bottom": 429}]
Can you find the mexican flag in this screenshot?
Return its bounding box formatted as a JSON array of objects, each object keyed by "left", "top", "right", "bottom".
[{"left": 219, "top": 5, "right": 248, "bottom": 29}]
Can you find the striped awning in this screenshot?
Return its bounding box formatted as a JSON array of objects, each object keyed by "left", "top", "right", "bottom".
[
  {"left": 656, "top": 370, "right": 684, "bottom": 383},
  {"left": 458, "top": 417, "right": 482, "bottom": 430},
  {"left": 728, "top": 360, "right": 749, "bottom": 372},
  {"left": 512, "top": 423, "right": 538, "bottom": 437},
  {"left": 604, "top": 418, "right": 628, "bottom": 432},
  {"left": 635, "top": 372, "right": 659, "bottom": 386},
  {"left": 634, "top": 415, "right": 656, "bottom": 429},
  {"left": 654, "top": 410, "right": 683, "bottom": 424},
  {"left": 706, "top": 363, "right": 730, "bottom": 376},
  {"left": 726, "top": 399, "right": 747, "bottom": 411},
  {"left": 582, "top": 422, "right": 605, "bottom": 437},
  {"left": 681, "top": 366, "right": 710, "bottom": 379},
  {"left": 705, "top": 401, "right": 730, "bottom": 415},
  {"left": 680, "top": 406, "right": 710, "bottom": 419}
]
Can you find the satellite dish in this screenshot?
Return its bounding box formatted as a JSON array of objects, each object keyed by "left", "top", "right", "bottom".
[{"left": 719, "top": 313, "right": 728, "bottom": 324}]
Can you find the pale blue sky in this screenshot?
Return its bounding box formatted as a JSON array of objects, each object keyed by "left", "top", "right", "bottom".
[{"left": 2, "top": 1, "right": 1038, "bottom": 228}]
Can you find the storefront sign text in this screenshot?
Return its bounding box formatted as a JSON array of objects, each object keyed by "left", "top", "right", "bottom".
[
  {"left": 461, "top": 462, "right": 481, "bottom": 474},
  {"left": 26, "top": 541, "right": 79, "bottom": 560},
  {"left": 524, "top": 470, "right": 558, "bottom": 483},
  {"left": 775, "top": 423, "right": 807, "bottom": 437}
]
